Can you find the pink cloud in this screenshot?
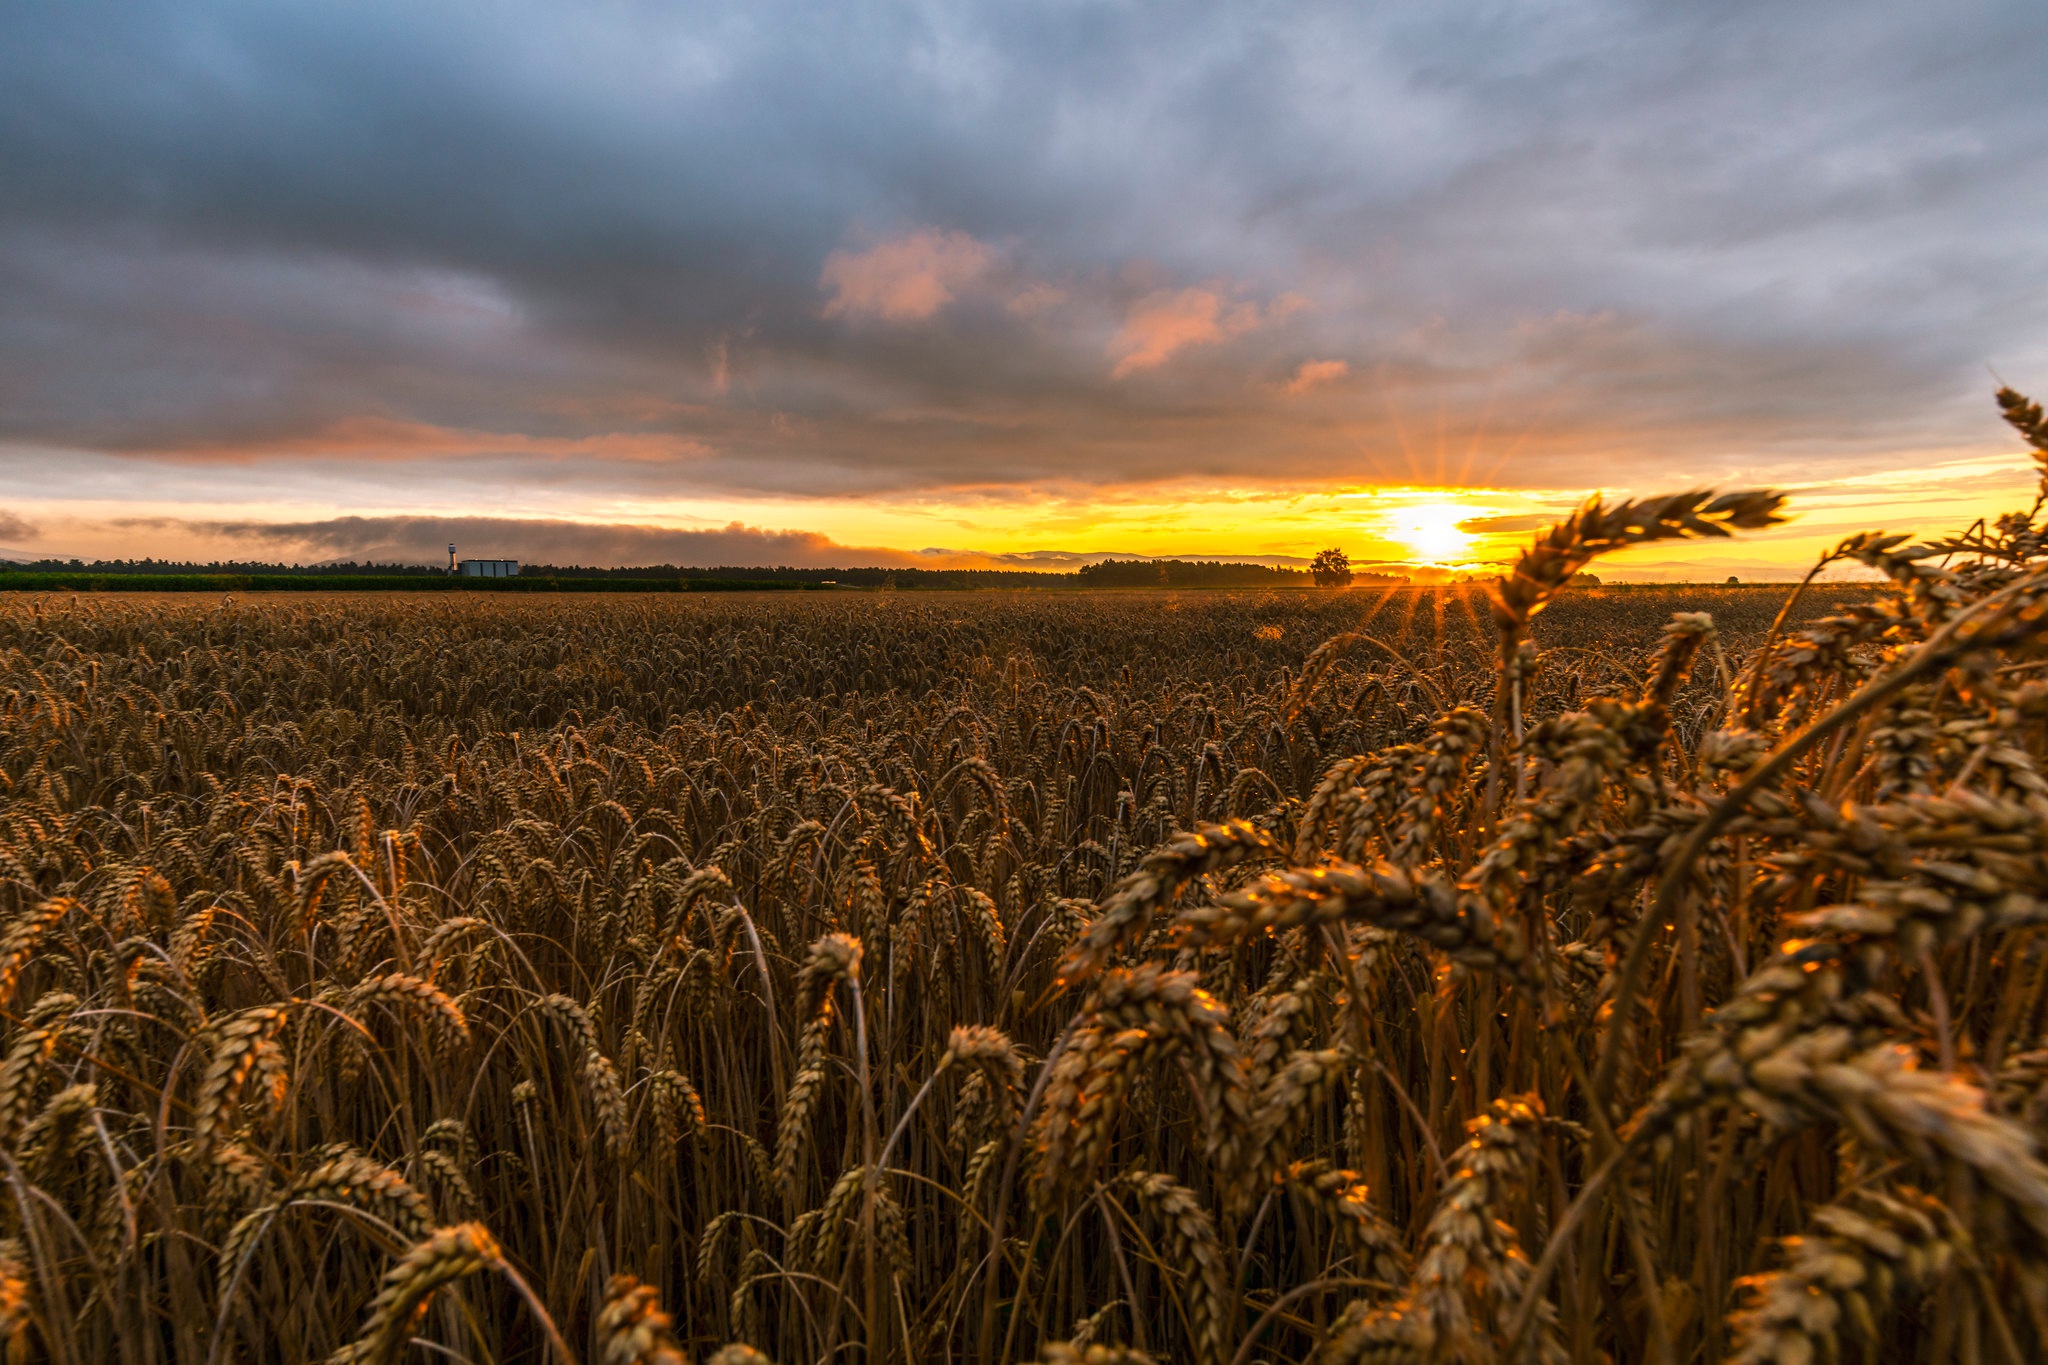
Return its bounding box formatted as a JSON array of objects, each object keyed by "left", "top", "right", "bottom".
[
  {"left": 1007, "top": 282, "right": 1068, "bottom": 316},
  {"left": 1283, "top": 358, "right": 1350, "bottom": 394},
  {"left": 819, "top": 229, "right": 994, "bottom": 321},
  {"left": 1109, "top": 288, "right": 1263, "bottom": 378}
]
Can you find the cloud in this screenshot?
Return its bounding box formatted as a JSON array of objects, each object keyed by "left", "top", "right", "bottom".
[
  {"left": 820, "top": 229, "right": 993, "bottom": 322},
  {"left": 187, "top": 514, "right": 1329, "bottom": 572},
  {"left": 1456, "top": 512, "right": 1556, "bottom": 534},
  {"left": 0, "top": 508, "right": 37, "bottom": 543},
  {"left": 925, "top": 547, "right": 1115, "bottom": 569},
  {"left": 0, "top": 0, "right": 2042, "bottom": 548},
  {"left": 1007, "top": 283, "right": 1067, "bottom": 316},
  {"left": 1110, "top": 289, "right": 1265, "bottom": 378},
  {"left": 1267, "top": 294, "right": 1311, "bottom": 323},
  {"left": 212, "top": 515, "right": 935, "bottom": 569},
  {"left": 1283, "top": 359, "right": 1349, "bottom": 394}
]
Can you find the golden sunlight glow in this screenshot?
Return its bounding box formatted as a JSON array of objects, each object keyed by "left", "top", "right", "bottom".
[{"left": 1389, "top": 501, "right": 1476, "bottom": 563}]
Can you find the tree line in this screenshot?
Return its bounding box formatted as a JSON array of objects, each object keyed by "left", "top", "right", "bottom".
[{"left": 1, "top": 556, "right": 1408, "bottom": 589}]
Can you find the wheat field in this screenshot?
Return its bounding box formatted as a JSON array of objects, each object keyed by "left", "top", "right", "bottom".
[{"left": 3, "top": 393, "right": 2048, "bottom": 1363}]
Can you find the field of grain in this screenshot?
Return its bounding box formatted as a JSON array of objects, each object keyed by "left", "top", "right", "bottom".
[{"left": 5, "top": 414, "right": 2048, "bottom": 1364}]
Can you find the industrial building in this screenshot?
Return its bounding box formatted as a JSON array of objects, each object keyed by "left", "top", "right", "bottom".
[{"left": 446, "top": 543, "right": 518, "bottom": 577}]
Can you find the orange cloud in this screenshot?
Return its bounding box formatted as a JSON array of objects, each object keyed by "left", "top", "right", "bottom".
[
  {"left": 1283, "top": 358, "right": 1349, "bottom": 394},
  {"left": 820, "top": 229, "right": 993, "bottom": 321},
  {"left": 1109, "top": 288, "right": 1263, "bottom": 378}
]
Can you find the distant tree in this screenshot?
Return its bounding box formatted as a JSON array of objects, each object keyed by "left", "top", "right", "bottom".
[{"left": 1310, "top": 547, "right": 1353, "bottom": 588}]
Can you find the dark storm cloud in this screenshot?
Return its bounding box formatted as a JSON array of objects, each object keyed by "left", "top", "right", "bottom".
[
  {"left": 2, "top": 0, "right": 2046, "bottom": 498},
  {"left": 209, "top": 516, "right": 926, "bottom": 569},
  {"left": 201, "top": 514, "right": 1300, "bottom": 571}
]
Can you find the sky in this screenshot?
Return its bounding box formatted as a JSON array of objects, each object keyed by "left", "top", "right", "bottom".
[{"left": 2, "top": 0, "right": 2046, "bottom": 578}]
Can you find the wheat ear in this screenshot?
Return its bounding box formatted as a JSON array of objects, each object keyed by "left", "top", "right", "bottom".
[
  {"left": 597, "top": 1273, "right": 688, "bottom": 1365},
  {"left": 326, "top": 1222, "right": 504, "bottom": 1365}
]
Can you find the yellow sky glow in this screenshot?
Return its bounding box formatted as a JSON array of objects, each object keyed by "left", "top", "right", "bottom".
[{"left": 10, "top": 445, "right": 2039, "bottom": 579}]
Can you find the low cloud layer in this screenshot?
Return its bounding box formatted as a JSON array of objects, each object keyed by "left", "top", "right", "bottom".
[
  {"left": 1456, "top": 513, "right": 1556, "bottom": 535},
  {"left": 197, "top": 515, "right": 1318, "bottom": 572},
  {"left": 209, "top": 516, "right": 936, "bottom": 570},
  {"left": 1, "top": 1, "right": 2044, "bottom": 552}
]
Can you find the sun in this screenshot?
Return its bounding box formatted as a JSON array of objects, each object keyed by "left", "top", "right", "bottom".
[{"left": 1391, "top": 501, "right": 1474, "bottom": 563}]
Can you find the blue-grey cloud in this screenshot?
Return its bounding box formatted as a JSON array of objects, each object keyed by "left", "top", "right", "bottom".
[
  {"left": 1, "top": 0, "right": 2045, "bottom": 502},
  {"left": 199, "top": 514, "right": 1306, "bottom": 571},
  {"left": 206, "top": 515, "right": 928, "bottom": 569}
]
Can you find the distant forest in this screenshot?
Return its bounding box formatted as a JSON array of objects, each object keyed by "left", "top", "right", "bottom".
[{"left": 0, "top": 556, "right": 1412, "bottom": 589}]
